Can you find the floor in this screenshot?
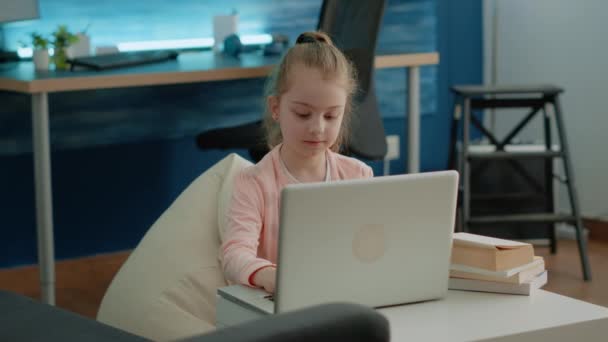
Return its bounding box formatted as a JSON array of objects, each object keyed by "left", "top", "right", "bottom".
[
  {"left": 538, "top": 239, "right": 608, "bottom": 307},
  {"left": 0, "top": 251, "right": 129, "bottom": 318},
  {"left": 0, "top": 239, "right": 606, "bottom": 319}
]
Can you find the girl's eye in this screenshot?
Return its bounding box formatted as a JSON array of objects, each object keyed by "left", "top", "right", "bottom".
[
  {"left": 325, "top": 112, "right": 340, "bottom": 119},
  {"left": 295, "top": 112, "right": 310, "bottom": 118}
]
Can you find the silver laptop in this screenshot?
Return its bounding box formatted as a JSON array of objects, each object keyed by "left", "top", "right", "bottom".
[{"left": 219, "top": 170, "right": 458, "bottom": 315}]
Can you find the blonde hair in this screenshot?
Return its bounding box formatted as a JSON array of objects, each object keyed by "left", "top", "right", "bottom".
[{"left": 262, "top": 31, "right": 358, "bottom": 152}]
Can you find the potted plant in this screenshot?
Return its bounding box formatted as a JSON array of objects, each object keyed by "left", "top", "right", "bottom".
[
  {"left": 51, "top": 25, "right": 79, "bottom": 70},
  {"left": 28, "top": 32, "right": 50, "bottom": 71}
]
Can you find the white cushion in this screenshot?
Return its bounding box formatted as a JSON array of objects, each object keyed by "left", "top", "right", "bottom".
[{"left": 97, "top": 153, "right": 252, "bottom": 342}]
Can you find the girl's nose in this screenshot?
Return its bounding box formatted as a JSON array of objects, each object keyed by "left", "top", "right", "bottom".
[{"left": 309, "top": 116, "right": 324, "bottom": 134}]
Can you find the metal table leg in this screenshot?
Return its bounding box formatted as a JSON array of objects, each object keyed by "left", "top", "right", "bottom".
[
  {"left": 407, "top": 66, "right": 420, "bottom": 173},
  {"left": 32, "top": 92, "right": 56, "bottom": 305}
]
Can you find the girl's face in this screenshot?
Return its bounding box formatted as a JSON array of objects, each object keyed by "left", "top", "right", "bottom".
[{"left": 268, "top": 63, "right": 347, "bottom": 159}]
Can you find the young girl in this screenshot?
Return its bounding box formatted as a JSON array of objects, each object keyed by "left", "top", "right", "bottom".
[{"left": 220, "top": 31, "right": 373, "bottom": 293}]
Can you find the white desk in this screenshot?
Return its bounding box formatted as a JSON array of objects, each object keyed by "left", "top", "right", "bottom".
[
  {"left": 0, "top": 51, "right": 438, "bottom": 305},
  {"left": 216, "top": 286, "right": 608, "bottom": 341}
]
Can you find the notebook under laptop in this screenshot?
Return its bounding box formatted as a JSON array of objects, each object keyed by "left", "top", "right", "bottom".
[{"left": 219, "top": 170, "right": 459, "bottom": 314}]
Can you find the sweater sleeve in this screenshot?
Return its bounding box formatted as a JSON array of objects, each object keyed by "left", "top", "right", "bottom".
[
  {"left": 363, "top": 164, "right": 374, "bottom": 178},
  {"left": 220, "top": 171, "right": 274, "bottom": 286}
]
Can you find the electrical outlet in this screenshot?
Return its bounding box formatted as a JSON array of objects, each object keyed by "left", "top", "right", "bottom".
[{"left": 385, "top": 135, "right": 400, "bottom": 161}]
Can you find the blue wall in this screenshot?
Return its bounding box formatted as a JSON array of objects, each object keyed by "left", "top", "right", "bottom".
[{"left": 0, "top": 0, "right": 482, "bottom": 268}]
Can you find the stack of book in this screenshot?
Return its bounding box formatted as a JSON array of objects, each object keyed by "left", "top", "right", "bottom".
[{"left": 448, "top": 232, "right": 547, "bottom": 295}]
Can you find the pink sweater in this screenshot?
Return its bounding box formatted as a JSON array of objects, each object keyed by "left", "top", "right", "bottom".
[{"left": 220, "top": 144, "right": 373, "bottom": 286}]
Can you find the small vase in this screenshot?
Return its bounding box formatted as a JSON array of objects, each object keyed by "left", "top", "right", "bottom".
[
  {"left": 70, "top": 33, "right": 91, "bottom": 58},
  {"left": 33, "top": 49, "right": 50, "bottom": 71}
]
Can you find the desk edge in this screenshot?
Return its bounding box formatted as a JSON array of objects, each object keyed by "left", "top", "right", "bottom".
[{"left": 1, "top": 52, "right": 440, "bottom": 94}]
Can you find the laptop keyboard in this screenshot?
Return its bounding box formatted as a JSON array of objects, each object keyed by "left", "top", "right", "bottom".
[{"left": 68, "top": 50, "right": 179, "bottom": 71}]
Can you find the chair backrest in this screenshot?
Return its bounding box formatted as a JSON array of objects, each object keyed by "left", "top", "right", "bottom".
[{"left": 317, "top": 0, "right": 388, "bottom": 160}]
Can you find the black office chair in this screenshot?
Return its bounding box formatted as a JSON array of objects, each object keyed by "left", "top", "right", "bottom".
[{"left": 196, "top": 0, "right": 388, "bottom": 162}]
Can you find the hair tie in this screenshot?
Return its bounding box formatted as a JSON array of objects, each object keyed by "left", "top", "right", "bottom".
[{"left": 296, "top": 34, "right": 319, "bottom": 45}]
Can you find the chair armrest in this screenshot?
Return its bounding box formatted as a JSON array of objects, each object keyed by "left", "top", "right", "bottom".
[{"left": 179, "top": 302, "right": 389, "bottom": 342}]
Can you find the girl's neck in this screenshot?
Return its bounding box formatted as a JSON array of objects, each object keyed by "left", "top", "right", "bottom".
[{"left": 279, "top": 144, "right": 327, "bottom": 183}]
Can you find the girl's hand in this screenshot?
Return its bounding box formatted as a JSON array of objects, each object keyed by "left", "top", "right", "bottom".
[{"left": 253, "top": 266, "right": 276, "bottom": 293}]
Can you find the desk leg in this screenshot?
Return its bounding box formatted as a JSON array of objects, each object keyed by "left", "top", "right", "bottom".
[
  {"left": 32, "top": 93, "right": 55, "bottom": 305},
  {"left": 407, "top": 66, "right": 420, "bottom": 173}
]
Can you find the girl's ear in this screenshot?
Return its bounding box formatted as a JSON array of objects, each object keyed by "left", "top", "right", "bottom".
[{"left": 267, "top": 96, "right": 280, "bottom": 121}]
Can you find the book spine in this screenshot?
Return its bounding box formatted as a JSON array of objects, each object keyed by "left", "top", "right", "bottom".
[
  {"left": 449, "top": 270, "right": 522, "bottom": 284},
  {"left": 451, "top": 245, "right": 497, "bottom": 271}
]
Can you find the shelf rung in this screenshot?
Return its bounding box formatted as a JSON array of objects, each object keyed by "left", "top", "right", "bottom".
[
  {"left": 468, "top": 213, "right": 576, "bottom": 224},
  {"left": 470, "top": 192, "right": 546, "bottom": 201},
  {"left": 467, "top": 151, "right": 562, "bottom": 160}
]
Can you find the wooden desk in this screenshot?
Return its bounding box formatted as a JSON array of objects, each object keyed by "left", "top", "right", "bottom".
[
  {"left": 0, "top": 51, "right": 438, "bottom": 305},
  {"left": 217, "top": 285, "right": 608, "bottom": 341}
]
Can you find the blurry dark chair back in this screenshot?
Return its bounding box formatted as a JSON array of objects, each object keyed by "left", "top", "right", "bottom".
[{"left": 196, "top": 0, "right": 387, "bottom": 161}]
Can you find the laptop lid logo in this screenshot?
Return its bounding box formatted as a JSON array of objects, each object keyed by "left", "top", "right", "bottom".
[{"left": 352, "top": 224, "right": 386, "bottom": 263}]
